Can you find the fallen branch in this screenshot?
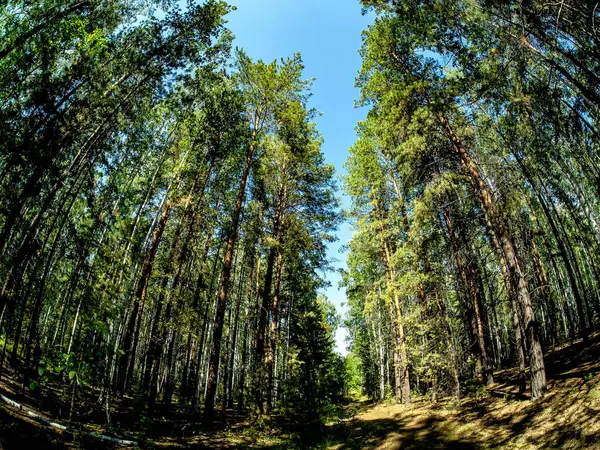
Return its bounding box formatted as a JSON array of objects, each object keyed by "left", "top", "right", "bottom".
[
  {"left": 86, "top": 432, "right": 137, "bottom": 446},
  {"left": 0, "top": 390, "right": 137, "bottom": 447},
  {"left": 26, "top": 410, "right": 69, "bottom": 431},
  {"left": 0, "top": 393, "right": 22, "bottom": 409}
]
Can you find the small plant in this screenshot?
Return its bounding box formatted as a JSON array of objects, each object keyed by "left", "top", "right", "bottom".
[{"left": 463, "top": 378, "right": 485, "bottom": 395}]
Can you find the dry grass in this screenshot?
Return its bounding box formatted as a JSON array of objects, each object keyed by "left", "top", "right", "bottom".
[
  {"left": 325, "top": 333, "right": 600, "bottom": 450},
  {"left": 1, "top": 333, "right": 599, "bottom": 449}
]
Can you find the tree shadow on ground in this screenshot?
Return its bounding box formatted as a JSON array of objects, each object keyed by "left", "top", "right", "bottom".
[
  {"left": 440, "top": 332, "right": 600, "bottom": 449},
  {"left": 1, "top": 333, "right": 599, "bottom": 449},
  {"left": 324, "top": 408, "right": 481, "bottom": 450},
  {"left": 320, "top": 332, "right": 600, "bottom": 450}
]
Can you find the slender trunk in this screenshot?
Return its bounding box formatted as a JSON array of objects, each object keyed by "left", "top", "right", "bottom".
[
  {"left": 203, "top": 137, "right": 255, "bottom": 423},
  {"left": 227, "top": 264, "right": 246, "bottom": 409},
  {"left": 530, "top": 236, "right": 557, "bottom": 346},
  {"left": 220, "top": 285, "right": 235, "bottom": 416},
  {"left": 374, "top": 198, "right": 410, "bottom": 403},
  {"left": 469, "top": 258, "right": 493, "bottom": 385},
  {"left": 254, "top": 244, "right": 276, "bottom": 413},
  {"left": 162, "top": 329, "right": 178, "bottom": 409},
  {"left": 392, "top": 57, "right": 547, "bottom": 397},
  {"left": 192, "top": 235, "right": 224, "bottom": 413},
  {"left": 67, "top": 299, "right": 82, "bottom": 355},
  {"left": 255, "top": 184, "right": 286, "bottom": 414},
  {"left": 142, "top": 231, "right": 183, "bottom": 406},
  {"left": 376, "top": 307, "right": 385, "bottom": 401},
  {"left": 435, "top": 291, "right": 461, "bottom": 398},
  {"left": 440, "top": 203, "right": 493, "bottom": 385},
  {"left": 390, "top": 300, "right": 402, "bottom": 403},
  {"left": 436, "top": 108, "right": 546, "bottom": 400},
  {"left": 489, "top": 232, "right": 527, "bottom": 393},
  {"left": 494, "top": 105, "right": 590, "bottom": 341},
  {"left": 116, "top": 201, "right": 172, "bottom": 394},
  {"left": 237, "top": 254, "right": 256, "bottom": 412},
  {"left": 267, "top": 252, "right": 284, "bottom": 410}
]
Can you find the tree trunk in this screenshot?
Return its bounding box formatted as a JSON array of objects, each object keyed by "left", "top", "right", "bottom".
[
  {"left": 116, "top": 200, "right": 172, "bottom": 395},
  {"left": 440, "top": 203, "right": 493, "bottom": 385},
  {"left": 203, "top": 136, "right": 255, "bottom": 423},
  {"left": 227, "top": 263, "right": 247, "bottom": 409},
  {"left": 267, "top": 252, "right": 284, "bottom": 410},
  {"left": 254, "top": 183, "right": 286, "bottom": 415},
  {"left": 435, "top": 107, "right": 546, "bottom": 400}
]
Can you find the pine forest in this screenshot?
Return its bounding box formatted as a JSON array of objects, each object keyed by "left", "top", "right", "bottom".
[{"left": 0, "top": 1, "right": 599, "bottom": 449}]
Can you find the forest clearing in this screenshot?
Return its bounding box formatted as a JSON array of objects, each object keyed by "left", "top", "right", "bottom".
[{"left": 1, "top": 0, "right": 600, "bottom": 448}]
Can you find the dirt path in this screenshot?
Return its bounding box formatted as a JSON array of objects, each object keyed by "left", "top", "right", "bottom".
[
  {"left": 1, "top": 335, "right": 599, "bottom": 449},
  {"left": 323, "top": 334, "right": 600, "bottom": 450},
  {"left": 325, "top": 401, "right": 481, "bottom": 450},
  {"left": 324, "top": 388, "right": 600, "bottom": 450},
  {"left": 325, "top": 374, "right": 600, "bottom": 450}
]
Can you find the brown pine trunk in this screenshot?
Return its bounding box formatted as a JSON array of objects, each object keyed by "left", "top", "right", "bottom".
[
  {"left": 395, "top": 61, "right": 546, "bottom": 397},
  {"left": 254, "top": 183, "right": 286, "bottom": 414},
  {"left": 383, "top": 245, "right": 410, "bottom": 404},
  {"left": 529, "top": 166, "right": 589, "bottom": 341},
  {"left": 116, "top": 200, "right": 171, "bottom": 394},
  {"left": 489, "top": 232, "right": 527, "bottom": 394},
  {"left": 389, "top": 300, "right": 402, "bottom": 403},
  {"left": 163, "top": 308, "right": 183, "bottom": 410},
  {"left": 192, "top": 241, "right": 223, "bottom": 413},
  {"left": 180, "top": 333, "right": 194, "bottom": 404},
  {"left": 435, "top": 109, "right": 546, "bottom": 400},
  {"left": 469, "top": 261, "right": 493, "bottom": 385},
  {"left": 440, "top": 203, "right": 493, "bottom": 385},
  {"left": 246, "top": 239, "right": 264, "bottom": 411},
  {"left": 143, "top": 228, "right": 186, "bottom": 408},
  {"left": 227, "top": 262, "right": 248, "bottom": 409},
  {"left": 237, "top": 247, "right": 258, "bottom": 412},
  {"left": 530, "top": 235, "right": 557, "bottom": 346},
  {"left": 254, "top": 247, "right": 275, "bottom": 413},
  {"left": 267, "top": 184, "right": 288, "bottom": 411},
  {"left": 220, "top": 293, "right": 234, "bottom": 416},
  {"left": 481, "top": 262, "right": 503, "bottom": 366},
  {"left": 203, "top": 136, "right": 255, "bottom": 423},
  {"left": 479, "top": 101, "right": 589, "bottom": 342},
  {"left": 24, "top": 172, "right": 85, "bottom": 367},
  {"left": 267, "top": 252, "right": 284, "bottom": 410},
  {"left": 374, "top": 199, "right": 408, "bottom": 404},
  {"left": 435, "top": 291, "right": 461, "bottom": 398}
]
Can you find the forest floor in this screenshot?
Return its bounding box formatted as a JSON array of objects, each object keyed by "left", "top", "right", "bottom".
[
  {"left": 1, "top": 332, "right": 599, "bottom": 449},
  {"left": 323, "top": 332, "right": 600, "bottom": 450}
]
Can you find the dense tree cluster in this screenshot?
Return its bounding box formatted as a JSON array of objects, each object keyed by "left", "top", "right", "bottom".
[
  {"left": 3, "top": 0, "right": 599, "bottom": 441},
  {"left": 344, "top": 0, "right": 599, "bottom": 403},
  {"left": 0, "top": 0, "right": 343, "bottom": 426}
]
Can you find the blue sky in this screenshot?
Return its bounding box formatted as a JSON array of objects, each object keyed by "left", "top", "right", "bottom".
[{"left": 226, "top": 1, "right": 372, "bottom": 355}]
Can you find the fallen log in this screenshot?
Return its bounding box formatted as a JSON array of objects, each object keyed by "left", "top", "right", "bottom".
[
  {"left": 26, "top": 410, "right": 69, "bottom": 431},
  {"left": 86, "top": 432, "right": 137, "bottom": 446},
  {"left": 0, "top": 390, "right": 137, "bottom": 446},
  {"left": 0, "top": 393, "right": 22, "bottom": 409}
]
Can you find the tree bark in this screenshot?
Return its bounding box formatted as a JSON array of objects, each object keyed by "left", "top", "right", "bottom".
[
  {"left": 440, "top": 203, "right": 493, "bottom": 385},
  {"left": 116, "top": 200, "right": 171, "bottom": 395},
  {"left": 203, "top": 135, "right": 255, "bottom": 423},
  {"left": 435, "top": 108, "right": 546, "bottom": 400}
]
